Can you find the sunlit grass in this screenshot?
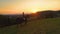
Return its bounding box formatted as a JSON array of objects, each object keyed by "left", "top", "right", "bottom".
[{"left": 0, "top": 17, "right": 60, "bottom": 34}]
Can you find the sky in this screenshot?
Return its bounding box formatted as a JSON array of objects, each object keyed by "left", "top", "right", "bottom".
[{"left": 0, "top": 0, "right": 60, "bottom": 14}]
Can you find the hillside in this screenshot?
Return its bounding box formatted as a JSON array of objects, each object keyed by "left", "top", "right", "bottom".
[{"left": 0, "top": 18, "right": 60, "bottom": 34}]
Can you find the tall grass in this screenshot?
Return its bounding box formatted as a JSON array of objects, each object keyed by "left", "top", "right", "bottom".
[{"left": 0, "top": 17, "right": 60, "bottom": 34}]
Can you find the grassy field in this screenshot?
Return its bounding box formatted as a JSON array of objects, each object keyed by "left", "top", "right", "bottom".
[{"left": 0, "top": 18, "right": 60, "bottom": 34}]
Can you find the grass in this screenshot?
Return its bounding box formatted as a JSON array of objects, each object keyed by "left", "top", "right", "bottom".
[{"left": 0, "top": 17, "right": 60, "bottom": 34}]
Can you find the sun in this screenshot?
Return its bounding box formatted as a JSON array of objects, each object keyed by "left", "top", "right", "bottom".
[{"left": 31, "top": 9, "right": 38, "bottom": 13}]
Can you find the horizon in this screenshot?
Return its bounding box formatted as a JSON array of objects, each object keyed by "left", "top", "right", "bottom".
[{"left": 0, "top": 10, "right": 60, "bottom": 15}]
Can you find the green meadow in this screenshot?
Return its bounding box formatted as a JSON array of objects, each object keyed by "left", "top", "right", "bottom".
[{"left": 0, "top": 18, "right": 60, "bottom": 34}]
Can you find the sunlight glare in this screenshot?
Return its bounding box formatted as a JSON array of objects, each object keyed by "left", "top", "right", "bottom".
[{"left": 31, "top": 9, "right": 38, "bottom": 13}]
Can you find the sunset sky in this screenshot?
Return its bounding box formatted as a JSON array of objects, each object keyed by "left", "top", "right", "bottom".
[{"left": 0, "top": 0, "right": 60, "bottom": 14}]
